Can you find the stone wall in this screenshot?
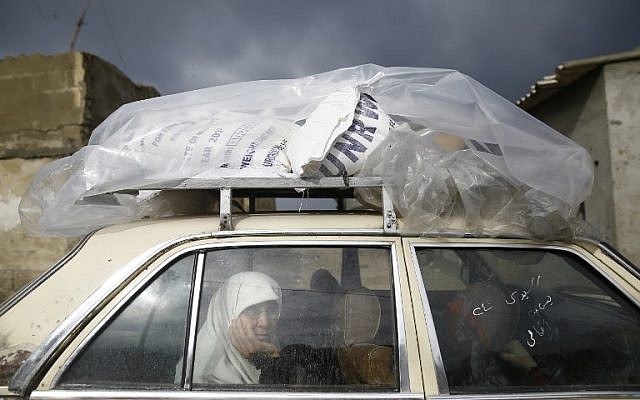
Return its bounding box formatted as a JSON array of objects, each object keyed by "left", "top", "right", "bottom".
[
  {"left": 525, "top": 71, "right": 615, "bottom": 242},
  {"left": 603, "top": 61, "right": 640, "bottom": 264},
  {"left": 527, "top": 60, "right": 640, "bottom": 265},
  {"left": 0, "top": 52, "right": 158, "bottom": 303}
]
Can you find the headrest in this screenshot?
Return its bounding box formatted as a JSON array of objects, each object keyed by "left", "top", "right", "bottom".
[
  {"left": 335, "top": 287, "right": 381, "bottom": 346},
  {"left": 310, "top": 268, "right": 341, "bottom": 293}
]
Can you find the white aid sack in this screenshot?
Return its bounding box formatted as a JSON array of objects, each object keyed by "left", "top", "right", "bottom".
[
  {"left": 297, "top": 93, "right": 395, "bottom": 178},
  {"left": 113, "top": 110, "right": 292, "bottom": 174}
]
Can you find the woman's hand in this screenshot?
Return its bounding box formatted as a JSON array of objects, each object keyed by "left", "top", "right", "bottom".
[{"left": 229, "top": 314, "right": 279, "bottom": 359}]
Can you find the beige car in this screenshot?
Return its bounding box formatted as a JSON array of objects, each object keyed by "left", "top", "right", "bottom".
[{"left": 1, "top": 178, "right": 640, "bottom": 400}]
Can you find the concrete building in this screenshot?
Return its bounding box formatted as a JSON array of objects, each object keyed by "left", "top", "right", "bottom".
[
  {"left": 0, "top": 52, "right": 159, "bottom": 303},
  {"left": 519, "top": 49, "right": 640, "bottom": 265}
]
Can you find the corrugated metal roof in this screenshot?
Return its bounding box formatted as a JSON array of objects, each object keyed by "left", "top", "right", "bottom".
[{"left": 517, "top": 48, "right": 640, "bottom": 110}]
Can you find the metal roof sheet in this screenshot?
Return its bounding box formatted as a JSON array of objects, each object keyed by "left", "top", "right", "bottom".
[{"left": 517, "top": 48, "right": 640, "bottom": 110}]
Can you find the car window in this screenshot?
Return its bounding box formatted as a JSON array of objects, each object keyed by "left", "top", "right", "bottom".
[
  {"left": 192, "top": 246, "right": 398, "bottom": 390},
  {"left": 57, "top": 254, "right": 195, "bottom": 388},
  {"left": 56, "top": 245, "right": 399, "bottom": 391},
  {"left": 415, "top": 247, "right": 640, "bottom": 393}
]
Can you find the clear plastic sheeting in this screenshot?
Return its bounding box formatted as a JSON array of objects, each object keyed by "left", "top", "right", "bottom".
[
  {"left": 19, "top": 64, "right": 594, "bottom": 238},
  {"left": 357, "top": 126, "right": 592, "bottom": 239}
]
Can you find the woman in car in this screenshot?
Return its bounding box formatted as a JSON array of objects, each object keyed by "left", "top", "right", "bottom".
[{"left": 193, "top": 271, "right": 282, "bottom": 384}]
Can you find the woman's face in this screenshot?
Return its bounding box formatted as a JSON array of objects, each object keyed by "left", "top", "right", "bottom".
[{"left": 239, "top": 300, "right": 279, "bottom": 342}]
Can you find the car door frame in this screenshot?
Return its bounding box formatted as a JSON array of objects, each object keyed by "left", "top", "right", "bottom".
[
  {"left": 19, "top": 234, "right": 425, "bottom": 400},
  {"left": 402, "top": 237, "right": 640, "bottom": 400}
]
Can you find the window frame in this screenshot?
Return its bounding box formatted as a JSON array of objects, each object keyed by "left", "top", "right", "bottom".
[
  {"left": 406, "top": 239, "right": 640, "bottom": 397},
  {"left": 49, "top": 238, "right": 412, "bottom": 395},
  {"left": 53, "top": 251, "right": 202, "bottom": 390}
]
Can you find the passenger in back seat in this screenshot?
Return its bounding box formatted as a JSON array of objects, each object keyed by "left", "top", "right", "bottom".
[{"left": 192, "top": 272, "right": 282, "bottom": 385}]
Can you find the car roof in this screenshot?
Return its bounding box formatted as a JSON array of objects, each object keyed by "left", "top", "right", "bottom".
[{"left": 98, "top": 212, "right": 386, "bottom": 234}]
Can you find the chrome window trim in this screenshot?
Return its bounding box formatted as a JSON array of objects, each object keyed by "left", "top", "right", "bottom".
[
  {"left": 390, "top": 244, "right": 410, "bottom": 392},
  {"left": 589, "top": 239, "right": 640, "bottom": 282},
  {"left": 184, "top": 252, "right": 206, "bottom": 390},
  {"left": 31, "top": 238, "right": 408, "bottom": 395},
  {"left": 31, "top": 390, "right": 423, "bottom": 400},
  {"left": 30, "top": 390, "right": 640, "bottom": 400},
  {"left": 0, "top": 386, "right": 18, "bottom": 397},
  {"left": 407, "top": 248, "right": 449, "bottom": 394},
  {"left": 0, "top": 231, "right": 95, "bottom": 317},
  {"left": 599, "top": 243, "right": 640, "bottom": 280},
  {"left": 164, "top": 239, "right": 399, "bottom": 251},
  {"left": 429, "top": 392, "right": 640, "bottom": 400},
  {"left": 408, "top": 240, "right": 640, "bottom": 395}
]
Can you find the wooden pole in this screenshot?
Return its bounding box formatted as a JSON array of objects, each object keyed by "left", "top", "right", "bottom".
[{"left": 69, "top": 0, "right": 93, "bottom": 52}]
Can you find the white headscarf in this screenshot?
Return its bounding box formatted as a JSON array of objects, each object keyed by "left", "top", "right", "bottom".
[{"left": 192, "top": 271, "right": 282, "bottom": 385}]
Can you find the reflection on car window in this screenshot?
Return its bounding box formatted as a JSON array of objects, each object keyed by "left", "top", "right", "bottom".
[
  {"left": 57, "top": 254, "right": 195, "bottom": 388},
  {"left": 192, "top": 246, "right": 398, "bottom": 389},
  {"left": 58, "top": 246, "right": 398, "bottom": 391},
  {"left": 416, "top": 248, "right": 640, "bottom": 393}
]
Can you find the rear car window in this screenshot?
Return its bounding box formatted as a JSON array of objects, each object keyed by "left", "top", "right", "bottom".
[
  {"left": 415, "top": 247, "right": 640, "bottom": 393},
  {"left": 57, "top": 245, "right": 399, "bottom": 391},
  {"left": 192, "top": 246, "right": 398, "bottom": 390}
]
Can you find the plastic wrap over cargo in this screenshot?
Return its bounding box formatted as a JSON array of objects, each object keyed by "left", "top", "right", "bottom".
[
  {"left": 20, "top": 64, "right": 593, "bottom": 238},
  {"left": 356, "top": 125, "right": 593, "bottom": 238}
]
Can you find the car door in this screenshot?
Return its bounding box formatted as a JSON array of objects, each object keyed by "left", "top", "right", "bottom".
[
  {"left": 403, "top": 238, "right": 640, "bottom": 398},
  {"left": 20, "top": 236, "right": 424, "bottom": 400}
]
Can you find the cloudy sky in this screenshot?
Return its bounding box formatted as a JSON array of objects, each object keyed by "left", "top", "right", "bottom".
[{"left": 1, "top": 0, "right": 639, "bottom": 102}]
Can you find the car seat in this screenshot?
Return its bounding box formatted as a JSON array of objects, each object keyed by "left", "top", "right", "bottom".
[{"left": 333, "top": 287, "right": 395, "bottom": 385}]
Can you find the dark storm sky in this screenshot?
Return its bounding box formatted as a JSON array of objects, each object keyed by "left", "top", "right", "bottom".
[{"left": 1, "top": 0, "right": 639, "bottom": 101}]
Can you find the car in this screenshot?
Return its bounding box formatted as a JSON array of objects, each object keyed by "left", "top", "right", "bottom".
[{"left": 1, "top": 177, "right": 640, "bottom": 400}]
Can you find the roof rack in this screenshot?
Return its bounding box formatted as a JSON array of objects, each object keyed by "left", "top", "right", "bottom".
[{"left": 117, "top": 176, "right": 397, "bottom": 233}]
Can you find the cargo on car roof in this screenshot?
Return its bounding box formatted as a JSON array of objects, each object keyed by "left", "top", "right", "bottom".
[{"left": 19, "top": 65, "right": 593, "bottom": 239}]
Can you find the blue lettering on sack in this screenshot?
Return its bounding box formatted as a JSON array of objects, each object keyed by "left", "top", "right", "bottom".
[
  {"left": 184, "top": 145, "right": 193, "bottom": 161},
  {"left": 185, "top": 130, "right": 206, "bottom": 161},
  {"left": 319, "top": 164, "right": 333, "bottom": 177},
  {"left": 347, "top": 119, "right": 376, "bottom": 142},
  {"left": 262, "top": 139, "right": 287, "bottom": 167},
  {"left": 209, "top": 128, "right": 223, "bottom": 143},
  {"left": 360, "top": 93, "right": 378, "bottom": 109},
  {"left": 333, "top": 133, "right": 368, "bottom": 163},
  {"left": 355, "top": 102, "right": 379, "bottom": 119},
  {"left": 227, "top": 121, "right": 258, "bottom": 147},
  {"left": 240, "top": 141, "right": 259, "bottom": 168},
  {"left": 201, "top": 146, "right": 212, "bottom": 164},
  {"left": 152, "top": 131, "right": 164, "bottom": 147},
  {"left": 355, "top": 106, "right": 378, "bottom": 120},
  {"left": 325, "top": 153, "right": 346, "bottom": 176},
  {"left": 152, "top": 122, "right": 186, "bottom": 147},
  {"left": 355, "top": 94, "right": 379, "bottom": 120}
]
